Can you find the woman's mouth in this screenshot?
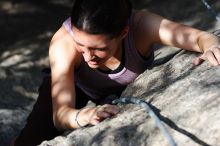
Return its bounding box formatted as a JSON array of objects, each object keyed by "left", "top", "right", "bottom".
[
  {"left": 88, "top": 58, "right": 102, "bottom": 65},
  {"left": 88, "top": 60, "right": 98, "bottom": 65}
]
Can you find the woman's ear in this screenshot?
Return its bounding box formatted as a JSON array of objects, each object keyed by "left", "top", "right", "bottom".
[{"left": 119, "top": 26, "right": 129, "bottom": 39}]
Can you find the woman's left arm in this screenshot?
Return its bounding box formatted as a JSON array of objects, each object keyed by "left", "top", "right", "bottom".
[{"left": 138, "top": 10, "right": 220, "bottom": 66}]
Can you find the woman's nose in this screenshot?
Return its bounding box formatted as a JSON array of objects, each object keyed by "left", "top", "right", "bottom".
[{"left": 83, "top": 49, "right": 94, "bottom": 62}]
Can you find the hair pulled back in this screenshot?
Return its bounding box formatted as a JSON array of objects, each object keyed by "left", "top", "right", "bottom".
[{"left": 71, "top": 0, "right": 132, "bottom": 38}]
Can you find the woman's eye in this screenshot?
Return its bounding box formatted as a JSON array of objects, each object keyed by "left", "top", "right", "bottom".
[{"left": 96, "top": 48, "right": 106, "bottom": 51}]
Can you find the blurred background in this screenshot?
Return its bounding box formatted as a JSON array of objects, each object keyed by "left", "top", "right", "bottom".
[{"left": 0, "top": 0, "right": 220, "bottom": 145}]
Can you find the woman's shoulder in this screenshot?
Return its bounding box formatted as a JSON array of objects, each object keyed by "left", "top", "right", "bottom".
[
  {"left": 52, "top": 24, "right": 73, "bottom": 43},
  {"left": 132, "top": 9, "right": 163, "bottom": 42},
  {"left": 131, "top": 9, "right": 155, "bottom": 30},
  {"left": 49, "top": 25, "right": 81, "bottom": 70},
  {"left": 131, "top": 10, "right": 157, "bottom": 57},
  {"left": 50, "top": 26, "right": 74, "bottom": 56}
]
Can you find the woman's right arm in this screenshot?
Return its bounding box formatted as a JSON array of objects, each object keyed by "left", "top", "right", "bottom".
[
  {"left": 49, "top": 26, "right": 120, "bottom": 131},
  {"left": 49, "top": 26, "right": 85, "bottom": 130}
]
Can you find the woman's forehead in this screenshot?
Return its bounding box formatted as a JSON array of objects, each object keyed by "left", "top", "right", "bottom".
[{"left": 72, "top": 26, "right": 113, "bottom": 48}]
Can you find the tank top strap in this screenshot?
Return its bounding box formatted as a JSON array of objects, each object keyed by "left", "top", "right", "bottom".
[
  {"left": 63, "top": 17, "right": 74, "bottom": 37},
  {"left": 124, "top": 13, "right": 154, "bottom": 65}
]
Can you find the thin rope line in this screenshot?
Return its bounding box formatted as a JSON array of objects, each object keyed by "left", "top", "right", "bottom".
[
  {"left": 112, "top": 97, "right": 177, "bottom": 146},
  {"left": 201, "top": 0, "right": 220, "bottom": 23}
]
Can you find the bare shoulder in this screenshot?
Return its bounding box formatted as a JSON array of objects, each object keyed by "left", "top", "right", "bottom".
[
  {"left": 49, "top": 25, "right": 81, "bottom": 71},
  {"left": 132, "top": 10, "right": 162, "bottom": 41}
]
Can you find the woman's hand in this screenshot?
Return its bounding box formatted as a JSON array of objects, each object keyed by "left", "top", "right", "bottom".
[
  {"left": 88, "top": 104, "right": 120, "bottom": 125},
  {"left": 193, "top": 45, "right": 220, "bottom": 66},
  {"left": 75, "top": 104, "right": 120, "bottom": 127}
]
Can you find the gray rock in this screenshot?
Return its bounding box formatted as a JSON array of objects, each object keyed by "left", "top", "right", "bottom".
[{"left": 39, "top": 46, "right": 220, "bottom": 146}]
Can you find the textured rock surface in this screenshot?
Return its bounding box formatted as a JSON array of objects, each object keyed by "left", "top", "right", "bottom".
[{"left": 39, "top": 46, "right": 220, "bottom": 146}]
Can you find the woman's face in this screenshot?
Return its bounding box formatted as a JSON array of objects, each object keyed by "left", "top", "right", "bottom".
[{"left": 72, "top": 26, "right": 122, "bottom": 69}]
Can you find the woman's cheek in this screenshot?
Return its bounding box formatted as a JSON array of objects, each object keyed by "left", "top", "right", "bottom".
[
  {"left": 76, "top": 47, "right": 84, "bottom": 53},
  {"left": 95, "top": 51, "right": 108, "bottom": 59}
]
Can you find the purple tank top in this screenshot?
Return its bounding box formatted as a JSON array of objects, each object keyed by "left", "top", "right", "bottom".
[{"left": 63, "top": 16, "right": 154, "bottom": 99}]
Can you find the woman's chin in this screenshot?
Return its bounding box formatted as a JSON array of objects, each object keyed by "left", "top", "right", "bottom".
[{"left": 87, "top": 61, "right": 100, "bottom": 68}]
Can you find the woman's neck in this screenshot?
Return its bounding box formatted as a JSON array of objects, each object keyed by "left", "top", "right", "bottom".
[{"left": 99, "top": 41, "right": 123, "bottom": 71}]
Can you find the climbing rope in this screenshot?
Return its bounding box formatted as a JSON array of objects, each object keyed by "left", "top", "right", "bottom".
[
  {"left": 112, "top": 97, "right": 177, "bottom": 146},
  {"left": 201, "top": 0, "right": 220, "bottom": 23}
]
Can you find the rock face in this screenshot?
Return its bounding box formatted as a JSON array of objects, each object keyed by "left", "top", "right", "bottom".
[{"left": 39, "top": 46, "right": 220, "bottom": 146}]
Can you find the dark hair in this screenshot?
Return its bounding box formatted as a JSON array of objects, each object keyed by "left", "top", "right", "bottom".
[{"left": 71, "top": 0, "right": 132, "bottom": 38}]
